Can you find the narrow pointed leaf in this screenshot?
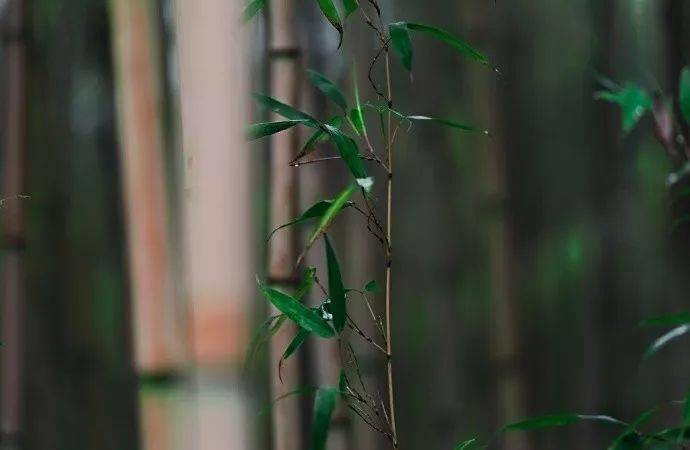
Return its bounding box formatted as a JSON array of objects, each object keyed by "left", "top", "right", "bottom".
[
  {"left": 350, "top": 69, "right": 367, "bottom": 136},
  {"left": 406, "top": 115, "right": 486, "bottom": 133},
  {"left": 278, "top": 328, "right": 310, "bottom": 381},
  {"left": 389, "top": 22, "right": 413, "bottom": 71},
  {"left": 295, "top": 267, "right": 317, "bottom": 300},
  {"left": 324, "top": 235, "right": 346, "bottom": 333},
  {"left": 406, "top": 23, "right": 490, "bottom": 66},
  {"left": 243, "top": 0, "right": 266, "bottom": 22},
  {"left": 683, "top": 387, "right": 690, "bottom": 427},
  {"left": 294, "top": 116, "right": 344, "bottom": 163},
  {"left": 364, "top": 280, "right": 379, "bottom": 294},
  {"left": 259, "top": 386, "right": 319, "bottom": 416},
  {"left": 322, "top": 124, "right": 370, "bottom": 188},
  {"left": 608, "top": 408, "right": 657, "bottom": 450},
  {"left": 680, "top": 67, "right": 690, "bottom": 125},
  {"left": 307, "top": 69, "right": 348, "bottom": 111},
  {"left": 247, "top": 120, "right": 308, "bottom": 141},
  {"left": 454, "top": 438, "right": 476, "bottom": 450},
  {"left": 645, "top": 324, "right": 690, "bottom": 357},
  {"left": 342, "top": 0, "right": 358, "bottom": 17},
  {"left": 502, "top": 414, "right": 626, "bottom": 432},
  {"left": 314, "top": 0, "right": 343, "bottom": 46},
  {"left": 268, "top": 199, "right": 352, "bottom": 241},
  {"left": 306, "top": 185, "right": 357, "bottom": 249},
  {"left": 311, "top": 388, "right": 338, "bottom": 450},
  {"left": 639, "top": 312, "right": 690, "bottom": 327},
  {"left": 253, "top": 93, "right": 319, "bottom": 125},
  {"left": 244, "top": 314, "right": 285, "bottom": 369},
  {"left": 257, "top": 279, "right": 335, "bottom": 338}
]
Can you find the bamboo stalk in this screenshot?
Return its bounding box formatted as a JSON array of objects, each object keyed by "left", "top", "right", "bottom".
[
  {"left": 266, "top": 1, "right": 303, "bottom": 449},
  {"left": 0, "top": 0, "right": 28, "bottom": 446}
]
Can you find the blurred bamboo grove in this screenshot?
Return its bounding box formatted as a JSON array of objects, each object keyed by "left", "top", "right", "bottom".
[{"left": 0, "top": 0, "right": 688, "bottom": 449}]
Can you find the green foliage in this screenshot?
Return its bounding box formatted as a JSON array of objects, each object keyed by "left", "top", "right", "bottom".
[
  {"left": 680, "top": 67, "right": 690, "bottom": 126},
  {"left": 311, "top": 388, "right": 338, "bottom": 450},
  {"left": 268, "top": 199, "right": 352, "bottom": 241},
  {"left": 307, "top": 69, "right": 349, "bottom": 111},
  {"left": 306, "top": 184, "right": 357, "bottom": 251},
  {"left": 315, "top": 0, "right": 343, "bottom": 45},
  {"left": 247, "top": 120, "right": 308, "bottom": 141},
  {"left": 253, "top": 93, "right": 319, "bottom": 125},
  {"left": 342, "top": 0, "right": 359, "bottom": 17},
  {"left": 242, "top": 0, "right": 266, "bottom": 22},
  {"left": 595, "top": 83, "right": 652, "bottom": 133},
  {"left": 639, "top": 313, "right": 690, "bottom": 328},
  {"left": 364, "top": 280, "right": 379, "bottom": 294},
  {"left": 295, "top": 116, "right": 344, "bottom": 163},
  {"left": 324, "top": 235, "right": 347, "bottom": 333},
  {"left": 501, "top": 413, "right": 626, "bottom": 433}
]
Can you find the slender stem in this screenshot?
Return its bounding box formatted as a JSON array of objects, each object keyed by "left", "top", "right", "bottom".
[{"left": 384, "top": 50, "right": 398, "bottom": 448}]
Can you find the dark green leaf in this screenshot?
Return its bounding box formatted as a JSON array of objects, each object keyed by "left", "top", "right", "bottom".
[
  {"left": 295, "top": 267, "right": 317, "bottom": 300},
  {"left": 259, "top": 386, "right": 319, "bottom": 416},
  {"left": 253, "top": 93, "right": 319, "bottom": 125},
  {"left": 243, "top": 0, "right": 266, "bottom": 22},
  {"left": 645, "top": 324, "right": 690, "bottom": 358},
  {"left": 595, "top": 83, "right": 652, "bottom": 133},
  {"left": 406, "top": 115, "right": 487, "bottom": 134},
  {"left": 389, "top": 22, "right": 490, "bottom": 72},
  {"left": 278, "top": 329, "right": 310, "bottom": 381},
  {"left": 244, "top": 314, "right": 285, "bottom": 369},
  {"left": 247, "top": 120, "right": 308, "bottom": 141},
  {"left": 350, "top": 70, "right": 367, "bottom": 136},
  {"left": 684, "top": 387, "right": 690, "bottom": 427},
  {"left": 324, "top": 235, "right": 346, "bottom": 333},
  {"left": 268, "top": 199, "right": 352, "bottom": 241},
  {"left": 454, "top": 438, "right": 476, "bottom": 450},
  {"left": 307, "top": 69, "right": 348, "bottom": 111},
  {"left": 338, "top": 371, "right": 348, "bottom": 397},
  {"left": 294, "top": 116, "right": 344, "bottom": 163},
  {"left": 311, "top": 388, "right": 338, "bottom": 450},
  {"left": 322, "top": 124, "right": 372, "bottom": 190},
  {"left": 257, "top": 279, "right": 335, "bottom": 338},
  {"left": 639, "top": 313, "right": 690, "bottom": 327},
  {"left": 342, "top": 0, "right": 358, "bottom": 17},
  {"left": 502, "top": 414, "right": 626, "bottom": 432},
  {"left": 608, "top": 408, "right": 657, "bottom": 450},
  {"left": 364, "top": 280, "right": 379, "bottom": 294},
  {"left": 389, "top": 22, "right": 413, "bottom": 71},
  {"left": 306, "top": 185, "right": 357, "bottom": 250},
  {"left": 314, "top": 0, "right": 343, "bottom": 46},
  {"left": 680, "top": 67, "right": 690, "bottom": 125}
]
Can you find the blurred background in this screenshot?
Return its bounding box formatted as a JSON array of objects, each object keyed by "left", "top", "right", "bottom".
[{"left": 0, "top": 0, "right": 689, "bottom": 449}]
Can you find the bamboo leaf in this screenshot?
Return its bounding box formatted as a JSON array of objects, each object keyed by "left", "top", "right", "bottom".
[
  {"left": 364, "top": 280, "right": 379, "bottom": 294},
  {"left": 645, "top": 324, "right": 690, "bottom": 358},
  {"left": 684, "top": 387, "right": 690, "bottom": 426},
  {"left": 243, "top": 0, "right": 266, "bottom": 22},
  {"left": 307, "top": 69, "right": 348, "bottom": 111},
  {"left": 294, "top": 116, "right": 344, "bottom": 163},
  {"left": 608, "top": 408, "right": 657, "bottom": 450},
  {"left": 595, "top": 83, "right": 652, "bottom": 133},
  {"left": 639, "top": 312, "right": 690, "bottom": 327},
  {"left": 268, "top": 199, "right": 352, "bottom": 241},
  {"left": 314, "top": 0, "right": 343, "bottom": 46},
  {"left": 502, "top": 414, "right": 627, "bottom": 432},
  {"left": 454, "top": 438, "right": 476, "bottom": 450},
  {"left": 247, "top": 120, "right": 308, "bottom": 141},
  {"left": 306, "top": 185, "right": 357, "bottom": 250},
  {"left": 389, "top": 22, "right": 413, "bottom": 71},
  {"left": 244, "top": 314, "right": 285, "bottom": 369},
  {"left": 311, "top": 388, "right": 338, "bottom": 450},
  {"left": 342, "top": 0, "right": 358, "bottom": 17},
  {"left": 322, "top": 124, "right": 372, "bottom": 190},
  {"left": 257, "top": 279, "right": 335, "bottom": 338},
  {"left": 324, "top": 235, "right": 346, "bottom": 333},
  {"left": 278, "top": 328, "right": 310, "bottom": 382},
  {"left": 406, "top": 115, "right": 487, "bottom": 134},
  {"left": 680, "top": 67, "right": 690, "bottom": 125},
  {"left": 259, "top": 386, "right": 319, "bottom": 416},
  {"left": 350, "top": 68, "right": 367, "bottom": 136},
  {"left": 253, "top": 93, "right": 319, "bottom": 125},
  {"left": 295, "top": 267, "right": 317, "bottom": 300},
  {"left": 389, "top": 22, "right": 491, "bottom": 72}
]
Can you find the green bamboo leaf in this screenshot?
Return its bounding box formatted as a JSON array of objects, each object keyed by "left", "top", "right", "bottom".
[
  {"left": 257, "top": 278, "right": 335, "bottom": 338},
  {"left": 389, "top": 22, "right": 491, "bottom": 72},
  {"left": 268, "top": 199, "right": 352, "bottom": 241},
  {"left": 502, "top": 414, "right": 627, "bottom": 432},
  {"left": 680, "top": 67, "right": 690, "bottom": 125},
  {"left": 350, "top": 68, "right": 367, "bottom": 136},
  {"left": 454, "top": 438, "right": 477, "bottom": 450},
  {"left": 364, "top": 280, "right": 379, "bottom": 294},
  {"left": 259, "top": 386, "right": 319, "bottom": 416},
  {"left": 314, "top": 0, "right": 343, "bottom": 46},
  {"left": 295, "top": 267, "right": 317, "bottom": 300},
  {"left": 253, "top": 93, "right": 319, "bottom": 125},
  {"left": 645, "top": 324, "right": 690, "bottom": 358},
  {"left": 307, "top": 70, "right": 348, "bottom": 111},
  {"left": 311, "top": 388, "right": 338, "bottom": 450},
  {"left": 608, "top": 408, "right": 657, "bottom": 450},
  {"left": 294, "top": 116, "right": 344, "bottom": 163},
  {"left": 322, "top": 125, "right": 372, "bottom": 190},
  {"left": 639, "top": 313, "right": 690, "bottom": 327},
  {"left": 595, "top": 83, "right": 652, "bottom": 133},
  {"left": 247, "top": 120, "right": 308, "bottom": 141},
  {"left": 306, "top": 185, "right": 357, "bottom": 250},
  {"left": 684, "top": 387, "right": 690, "bottom": 427},
  {"left": 338, "top": 371, "right": 348, "bottom": 397},
  {"left": 342, "top": 0, "right": 358, "bottom": 17},
  {"left": 389, "top": 22, "right": 413, "bottom": 71},
  {"left": 244, "top": 314, "right": 285, "bottom": 369},
  {"left": 324, "top": 235, "right": 346, "bottom": 333},
  {"left": 278, "top": 328, "right": 310, "bottom": 381},
  {"left": 243, "top": 0, "right": 266, "bottom": 22},
  {"left": 406, "top": 115, "right": 487, "bottom": 134}
]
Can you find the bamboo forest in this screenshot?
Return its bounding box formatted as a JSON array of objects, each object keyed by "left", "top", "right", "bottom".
[{"left": 1, "top": 0, "right": 690, "bottom": 449}]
